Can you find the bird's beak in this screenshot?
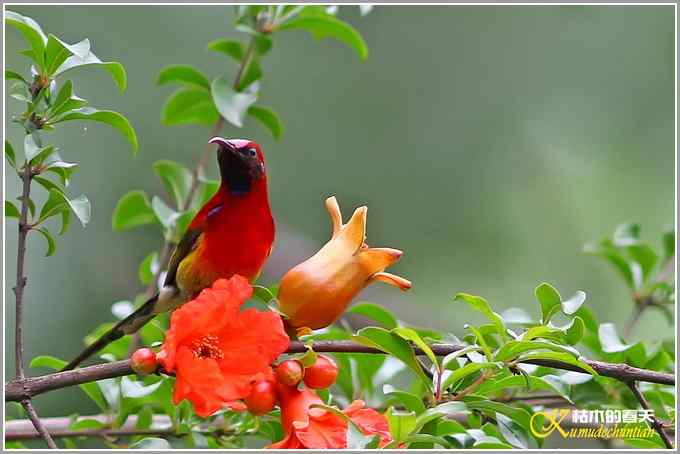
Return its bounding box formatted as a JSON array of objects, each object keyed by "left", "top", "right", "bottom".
[{"left": 209, "top": 137, "right": 237, "bottom": 153}]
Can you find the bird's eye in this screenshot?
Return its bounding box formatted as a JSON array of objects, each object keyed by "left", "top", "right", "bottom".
[{"left": 248, "top": 148, "right": 257, "bottom": 157}]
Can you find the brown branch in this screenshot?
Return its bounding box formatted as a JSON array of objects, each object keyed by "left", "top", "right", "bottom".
[
  {"left": 451, "top": 371, "right": 489, "bottom": 401},
  {"left": 14, "top": 168, "right": 32, "bottom": 380},
  {"left": 12, "top": 159, "right": 56, "bottom": 449},
  {"left": 21, "top": 400, "right": 56, "bottom": 449},
  {"left": 6, "top": 341, "right": 674, "bottom": 403},
  {"left": 4, "top": 414, "right": 234, "bottom": 443},
  {"left": 626, "top": 381, "right": 674, "bottom": 449}
]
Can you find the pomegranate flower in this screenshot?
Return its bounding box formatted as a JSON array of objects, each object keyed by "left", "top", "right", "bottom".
[
  {"left": 278, "top": 196, "right": 411, "bottom": 331},
  {"left": 159, "top": 275, "right": 289, "bottom": 417},
  {"left": 267, "top": 385, "right": 392, "bottom": 449}
]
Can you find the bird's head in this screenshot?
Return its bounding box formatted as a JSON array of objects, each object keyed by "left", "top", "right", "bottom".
[{"left": 209, "top": 137, "right": 267, "bottom": 195}]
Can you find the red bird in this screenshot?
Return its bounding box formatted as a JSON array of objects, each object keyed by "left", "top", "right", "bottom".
[{"left": 63, "top": 138, "right": 275, "bottom": 370}]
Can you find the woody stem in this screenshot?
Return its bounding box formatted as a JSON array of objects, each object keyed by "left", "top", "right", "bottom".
[
  {"left": 626, "top": 381, "right": 674, "bottom": 448},
  {"left": 5, "top": 341, "right": 674, "bottom": 403}
]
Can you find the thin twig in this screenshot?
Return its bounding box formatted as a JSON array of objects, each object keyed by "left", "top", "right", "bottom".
[
  {"left": 6, "top": 341, "right": 674, "bottom": 403},
  {"left": 626, "top": 381, "right": 674, "bottom": 449},
  {"left": 623, "top": 295, "right": 652, "bottom": 339},
  {"left": 21, "top": 400, "right": 57, "bottom": 449},
  {"left": 14, "top": 167, "right": 32, "bottom": 379},
  {"left": 452, "top": 371, "right": 489, "bottom": 401},
  {"left": 13, "top": 159, "right": 56, "bottom": 448}
]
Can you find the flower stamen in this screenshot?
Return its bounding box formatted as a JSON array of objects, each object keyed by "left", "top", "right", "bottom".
[{"left": 190, "top": 334, "right": 223, "bottom": 360}]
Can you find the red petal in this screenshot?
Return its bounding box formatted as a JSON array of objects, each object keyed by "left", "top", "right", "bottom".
[
  {"left": 296, "top": 417, "right": 347, "bottom": 449},
  {"left": 217, "top": 308, "right": 289, "bottom": 375}
]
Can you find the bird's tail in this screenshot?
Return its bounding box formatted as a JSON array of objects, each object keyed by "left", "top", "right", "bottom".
[{"left": 61, "top": 294, "right": 159, "bottom": 371}]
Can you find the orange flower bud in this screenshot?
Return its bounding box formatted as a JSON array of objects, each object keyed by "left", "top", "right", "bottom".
[
  {"left": 245, "top": 379, "right": 278, "bottom": 416},
  {"left": 279, "top": 196, "right": 411, "bottom": 331},
  {"left": 130, "top": 348, "right": 158, "bottom": 375},
  {"left": 276, "top": 360, "right": 304, "bottom": 386},
  {"left": 303, "top": 354, "right": 338, "bottom": 389}
]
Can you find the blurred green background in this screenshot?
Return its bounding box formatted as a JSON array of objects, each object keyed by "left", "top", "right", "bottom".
[{"left": 4, "top": 4, "right": 675, "bottom": 422}]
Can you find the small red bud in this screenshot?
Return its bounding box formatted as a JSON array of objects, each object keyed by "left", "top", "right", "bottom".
[
  {"left": 130, "top": 348, "right": 158, "bottom": 375},
  {"left": 245, "top": 380, "right": 277, "bottom": 416},
  {"left": 303, "top": 354, "right": 338, "bottom": 389},
  {"left": 275, "top": 359, "right": 304, "bottom": 386}
]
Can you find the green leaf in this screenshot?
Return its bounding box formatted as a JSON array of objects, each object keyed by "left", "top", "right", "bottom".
[
  {"left": 69, "top": 418, "right": 106, "bottom": 431},
  {"left": 210, "top": 76, "right": 257, "bottom": 127},
  {"left": 564, "top": 316, "right": 585, "bottom": 345},
  {"left": 29, "top": 355, "right": 107, "bottom": 408},
  {"left": 403, "top": 434, "right": 450, "bottom": 448},
  {"left": 23, "top": 134, "right": 41, "bottom": 162},
  {"left": 352, "top": 326, "right": 433, "bottom": 391},
  {"left": 662, "top": 227, "right": 675, "bottom": 259},
  {"left": 248, "top": 105, "right": 284, "bottom": 140},
  {"left": 47, "top": 88, "right": 88, "bottom": 121},
  {"left": 6, "top": 69, "right": 27, "bottom": 84},
  {"left": 196, "top": 178, "right": 220, "bottom": 208},
  {"left": 33, "top": 176, "right": 62, "bottom": 194},
  {"left": 44, "top": 159, "right": 79, "bottom": 187},
  {"left": 151, "top": 196, "right": 179, "bottom": 230},
  {"left": 598, "top": 323, "right": 632, "bottom": 353},
  {"left": 466, "top": 325, "right": 493, "bottom": 360},
  {"left": 39, "top": 189, "right": 90, "bottom": 228},
  {"left": 9, "top": 81, "right": 31, "bottom": 103},
  {"left": 562, "top": 291, "right": 586, "bottom": 315},
  {"left": 53, "top": 49, "right": 127, "bottom": 92},
  {"left": 5, "top": 201, "right": 20, "bottom": 218},
  {"left": 29, "top": 145, "right": 56, "bottom": 165},
  {"left": 613, "top": 222, "right": 640, "bottom": 246},
  {"left": 463, "top": 398, "right": 532, "bottom": 432},
  {"left": 157, "top": 65, "right": 210, "bottom": 90},
  {"left": 386, "top": 407, "right": 416, "bottom": 442},
  {"left": 442, "top": 345, "right": 483, "bottom": 370},
  {"left": 278, "top": 15, "right": 368, "bottom": 61},
  {"left": 153, "top": 160, "right": 192, "bottom": 209},
  {"left": 172, "top": 211, "right": 194, "bottom": 242},
  {"left": 236, "top": 58, "right": 262, "bottom": 91},
  {"left": 392, "top": 327, "right": 439, "bottom": 372},
  {"left": 111, "top": 301, "right": 134, "bottom": 319},
  {"left": 112, "top": 190, "right": 156, "bottom": 231},
  {"left": 6, "top": 11, "right": 47, "bottom": 69},
  {"left": 413, "top": 402, "right": 467, "bottom": 432},
  {"left": 584, "top": 239, "right": 636, "bottom": 289},
  {"left": 476, "top": 374, "right": 572, "bottom": 403},
  {"left": 534, "top": 282, "right": 562, "bottom": 323},
  {"left": 500, "top": 307, "right": 534, "bottom": 325},
  {"left": 136, "top": 406, "right": 153, "bottom": 430},
  {"left": 161, "top": 88, "right": 219, "bottom": 126},
  {"left": 454, "top": 293, "right": 508, "bottom": 341},
  {"left": 441, "top": 362, "right": 499, "bottom": 391},
  {"left": 516, "top": 351, "right": 597, "bottom": 376},
  {"left": 48, "top": 80, "right": 75, "bottom": 116},
  {"left": 207, "top": 39, "right": 244, "bottom": 60},
  {"left": 5, "top": 140, "right": 17, "bottom": 169},
  {"left": 627, "top": 244, "right": 658, "bottom": 280},
  {"left": 120, "top": 376, "right": 163, "bottom": 398},
  {"left": 44, "top": 35, "right": 84, "bottom": 76},
  {"left": 494, "top": 340, "right": 579, "bottom": 362},
  {"left": 131, "top": 438, "right": 171, "bottom": 449},
  {"left": 496, "top": 413, "right": 531, "bottom": 449},
  {"left": 348, "top": 302, "right": 398, "bottom": 329},
  {"left": 382, "top": 385, "right": 426, "bottom": 414},
  {"left": 52, "top": 107, "right": 138, "bottom": 152},
  {"left": 138, "top": 251, "right": 159, "bottom": 286},
  {"left": 347, "top": 419, "right": 381, "bottom": 449}
]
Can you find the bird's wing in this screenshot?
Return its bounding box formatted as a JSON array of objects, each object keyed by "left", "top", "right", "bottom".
[{"left": 163, "top": 226, "right": 203, "bottom": 288}]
